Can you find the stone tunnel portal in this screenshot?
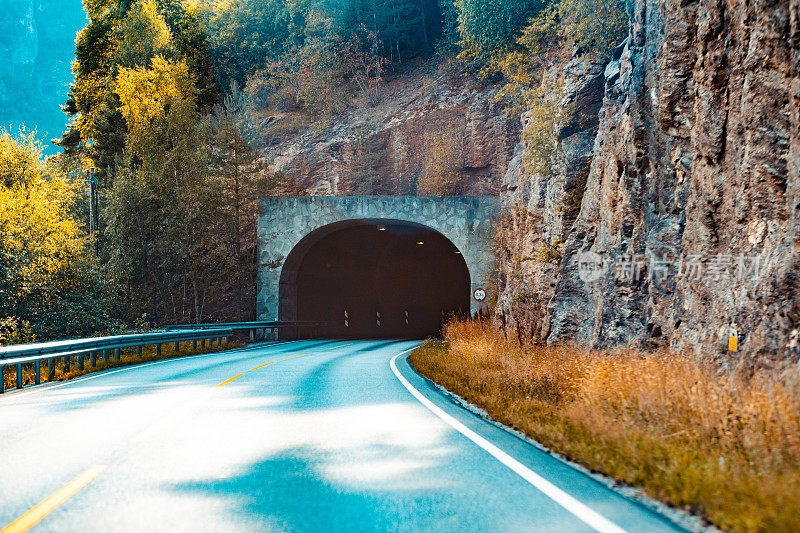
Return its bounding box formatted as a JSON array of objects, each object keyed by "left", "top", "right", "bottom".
[{"left": 280, "top": 220, "right": 471, "bottom": 339}]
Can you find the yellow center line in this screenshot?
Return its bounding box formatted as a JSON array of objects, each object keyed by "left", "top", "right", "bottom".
[
  {"left": 250, "top": 361, "right": 277, "bottom": 371},
  {"left": 216, "top": 374, "right": 245, "bottom": 387},
  {"left": 2, "top": 465, "right": 106, "bottom": 533},
  {"left": 282, "top": 354, "right": 307, "bottom": 361},
  {"left": 329, "top": 343, "right": 353, "bottom": 350}
]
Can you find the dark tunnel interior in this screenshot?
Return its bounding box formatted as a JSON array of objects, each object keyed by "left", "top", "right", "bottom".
[{"left": 281, "top": 220, "right": 471, "bottom": 339}]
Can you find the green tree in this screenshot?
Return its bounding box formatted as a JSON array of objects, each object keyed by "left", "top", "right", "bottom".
[
  {"left": 437, "top": 0, "right": 460, "bottom": 50},
  {"left": 261, "top": 23, "right": 349, "bottom": 116},
  {"left": 159, "top": 0, "right": 223, "bottom": 110},
  {"left": 60, "top": 0, "right": 221, "bottom": 182},
  {"left": 455, "top": 0, "right": 544, "bottom": 77},
  {"left": 322, "top": 0, "right": 439, "bottom": 64},
  {"left": 115, "top": 0, "right": 174, "bottom": 69},
  {"left": 58, "top": 0, "right": 131, "bottom": 180},
  {"left": 198, "top": 0, "right": 310, "bottom": 90},
  {"left": 108, "top": 57, "right": 219, "bottom": 323}
]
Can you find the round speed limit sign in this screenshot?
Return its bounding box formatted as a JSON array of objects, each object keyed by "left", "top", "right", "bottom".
[{"left": 473, "top": 288, "right": 487, "bottom": 302}]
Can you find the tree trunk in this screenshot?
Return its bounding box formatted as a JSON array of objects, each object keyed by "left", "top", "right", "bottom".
[
  {"left": 418, "top": 1, "right": 430, "bottom": 50},
  {"left": 193, "top": 277, "right": 202, "bottom": 325}
]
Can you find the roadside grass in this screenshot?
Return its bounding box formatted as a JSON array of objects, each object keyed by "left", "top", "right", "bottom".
[
  {"left": 2, "top": 339, "right": 247, "bottom": 393},
  {"left": 409, "top": 320, "right": 800, "bottom": 532}
]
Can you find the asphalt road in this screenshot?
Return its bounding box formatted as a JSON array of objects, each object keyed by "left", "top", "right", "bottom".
[{"left": 0, "top": 340, "right": 685, "bottom": 532}]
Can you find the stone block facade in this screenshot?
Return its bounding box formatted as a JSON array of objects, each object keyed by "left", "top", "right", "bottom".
[{"left": 257, "top": 196, "right": 500, "bottom": 321}]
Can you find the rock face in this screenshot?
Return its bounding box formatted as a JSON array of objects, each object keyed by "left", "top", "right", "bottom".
[
  {"left": 496, "top": 58, "right": 606, "bottom": 342},
  {"left": 499, "top": 0, "right": 800, "bottom": 368},
  {"left": 0, "top": 0, "right": 86, "bottom": 149},
  {"left": 267, "top": 65, "right": 519, "bottom": 196}
]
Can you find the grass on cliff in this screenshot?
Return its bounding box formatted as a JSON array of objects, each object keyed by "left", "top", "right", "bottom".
[
  {"left": 2, "top": 339, "right": 246, "bottom": 393},
  {"left": 409, "top": 320, "right": 800, "bottom": 532}
]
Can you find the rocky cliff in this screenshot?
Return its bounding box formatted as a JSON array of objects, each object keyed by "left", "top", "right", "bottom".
[
  {"left": 0, "top": 0, "right": 86, "bottom": 149},
  {"left": 498, "top": 0, "right": 800, "bottom": 369}
]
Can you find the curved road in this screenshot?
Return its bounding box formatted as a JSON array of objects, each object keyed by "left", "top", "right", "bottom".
[{"left": 0, "top": 340, "right": 684, "bottom": 532}]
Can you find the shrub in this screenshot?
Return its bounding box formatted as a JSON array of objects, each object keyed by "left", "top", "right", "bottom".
[
  {"left": 558, "top": 0, "right": 627, "bottom": 60},
  {"left": 0, "top": 317, "right": 34, "bottom": 347},
  {"left": 521, "top": 81, "right": 568, "bottom": 178},
  {"left": 418, "top": 127, "right": 465, "bottom": 196}
]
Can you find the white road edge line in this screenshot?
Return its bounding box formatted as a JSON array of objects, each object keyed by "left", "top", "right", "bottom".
[
  {"left": 0, "top": 340, "right": 299, "bottom": 402},
  {"left": 390, "top": 348, "right": 629, "bottom": 533}
]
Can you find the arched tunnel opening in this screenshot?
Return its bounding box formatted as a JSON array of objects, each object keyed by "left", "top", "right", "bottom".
[{"left": 280, "top": 220, "right": 471, "bottom": 339}]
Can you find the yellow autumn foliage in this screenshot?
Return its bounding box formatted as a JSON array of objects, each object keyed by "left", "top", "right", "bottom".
[
  {"left": 0, "top": 131, "right": 87, "bottom": 304},
  {"left": 115, "top": 56, "right": 199, "bottom": 163},
  {"left": 116, "top": 57, "right": 194, "bottom": 129},
  {"left": 419, "top": 127, "right": 465, "bottom": 196}
]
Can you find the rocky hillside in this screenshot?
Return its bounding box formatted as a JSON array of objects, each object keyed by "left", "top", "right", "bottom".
[
  {"left": 498, "top": 0, "right": 799, "bottom": 368},
  {"left": 261, "top": 61, "right": 519, "bottom": 196}
]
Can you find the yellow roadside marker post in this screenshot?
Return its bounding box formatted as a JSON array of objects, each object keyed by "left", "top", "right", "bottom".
[{"left": 729, "top": 327, "right": 739, "bottom": 352}]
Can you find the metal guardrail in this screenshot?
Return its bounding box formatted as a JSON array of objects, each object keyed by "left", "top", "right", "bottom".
[
  {"left": 0, "top": 328, "right": 234, "bottom": 394},
  {"left": 162, "top": 321, "right": 326, "bottom": 340}
]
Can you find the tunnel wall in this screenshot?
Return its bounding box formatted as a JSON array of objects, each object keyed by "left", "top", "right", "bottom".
[{"left": 256, "top": 196, "right": 500, "bottom": 322}]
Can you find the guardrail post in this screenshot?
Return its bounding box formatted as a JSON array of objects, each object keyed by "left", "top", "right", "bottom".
[
  {"left": 201, "top": 338, "right": 206, "bottom": 349},
  {"left": 250, "top": 329, "right": 254, "bottom": 342},
  {"left": 103, "top": 349, "right": 110, "bottom": 363},
  {"left": 174, "top": 341, "right": 180, "bottom": 353},
  {"left": 114, "top": 348, "right": 121, "bottom": 362},
  {"left": 0, "top": 366, "right": 4, "bottom": 393},
  {"left": 34, "top": 361, "right": 41, "bottom": 385},
  {"left": 77, "top": 353, "right": 85, "bottom": 371},
  {"left": 210, "top": 338, "right": 215, "bottom": 348},
  {"left": 63, "top": 355, "right": 70, "bottom": 373},
  {"left": 48, "top": 358, "right": 56, "bottom": 380},
  {"left": 137, "top": 345, "right": 143, "bottom": 358},
  {"left": 90, "top": 351, "right": 97, "bottom": 368},
  {"left": 192, "top": 339, "right": 197, "bottom": 350},
  {"left": 156, "top": 343, "right": 162, "bottom": 357},
  {"left": 16, "top": 363, "right": 23, "bottom": 389}
]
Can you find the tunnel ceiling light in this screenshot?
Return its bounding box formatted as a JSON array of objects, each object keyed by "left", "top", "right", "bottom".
[
  {"left": 454, "top": 251, "right": 461, "bottom": 254},
  {"left": 417, "top": 241, "right": 425, "bottom": 245},
  {"left": 377, "top": 226, "right": 387, "bottom": 231}
]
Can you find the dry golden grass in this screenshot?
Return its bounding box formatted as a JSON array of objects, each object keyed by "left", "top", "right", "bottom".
[
  {"left": 2, "top": 339, "right": 246, "bottom": 393},
  {"left": 409, "top": 320, "right": 800, "bottom": 532}
]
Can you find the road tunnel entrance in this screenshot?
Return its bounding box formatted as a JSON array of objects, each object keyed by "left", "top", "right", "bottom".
[{"left": 280, "top": 220, "right": 470, "bottom": 339}]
